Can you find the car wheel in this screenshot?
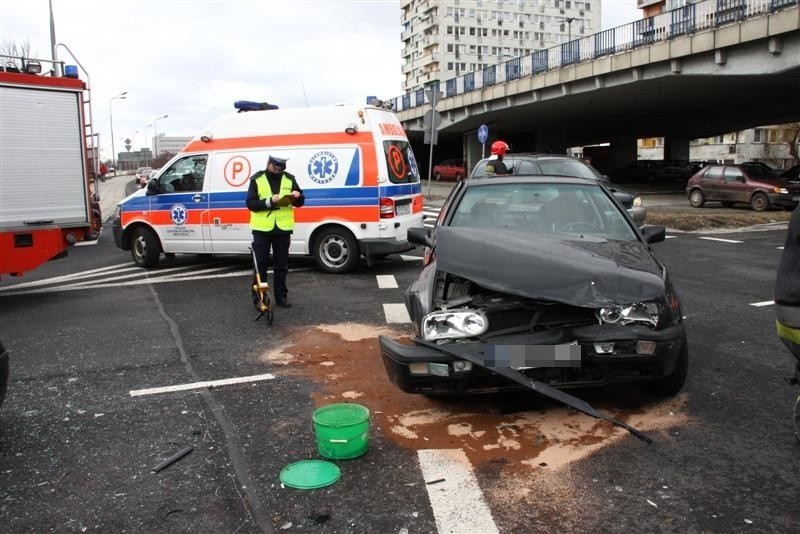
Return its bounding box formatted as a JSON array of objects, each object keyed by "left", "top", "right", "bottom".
[
  {"left": 721, "top": 201, "right": 735, "bottom": 208},
  {"left": 688, "top": 189, "right": 705, "bottom": 208},
  {"left": 434, "top": 173, "right": 442, "bottom": 181},
  {"left": 751, "top": 192, "right": 769, "bottom": 212},
  {"left": 130, "top": 226, "right": 161, "bottom": 268},
  {"left": 646, "top": 335, "right": 688, "bottom": 396},
  {"left": 314, "top": 227, "right": 360, "bottom": 274}
]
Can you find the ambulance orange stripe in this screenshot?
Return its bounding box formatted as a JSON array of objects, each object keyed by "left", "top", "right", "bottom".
[
  {"left": 182, "top": 132, "right": 381, "bottom": 187},
  {"left": 122, "top": 206, "right": 384, "bottom": 227}
]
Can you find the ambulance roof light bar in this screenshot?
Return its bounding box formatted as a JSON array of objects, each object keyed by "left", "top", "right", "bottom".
[{"left": 234, "top": 101, "right": 279, "bottom": 112}]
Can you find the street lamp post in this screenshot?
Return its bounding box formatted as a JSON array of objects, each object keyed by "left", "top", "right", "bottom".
[
  {"left": 564, "top": 17, "right": 575, "bottom": 43},
  {"left": 109, "top": 91, "right": 127, "bottom": 169},
  {"left": 152, "top": 114, "right": 168, "bottom": 159},
  {"left": 144, "top": 123, "right": 151, "bottom": 165}
]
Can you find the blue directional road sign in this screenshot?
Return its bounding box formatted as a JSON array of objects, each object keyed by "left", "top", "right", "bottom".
[{"left": 477, "top": 124, "right": 488, "bottom": 144}]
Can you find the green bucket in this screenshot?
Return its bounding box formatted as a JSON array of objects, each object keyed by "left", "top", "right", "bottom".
[{"left": 312, "top": 403, "right": 370, "bottom": 460}]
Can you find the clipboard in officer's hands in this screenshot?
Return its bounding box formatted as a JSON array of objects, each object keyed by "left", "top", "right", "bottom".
[{"left": 275, "top": 194, "right": 295, "bottom": 207}]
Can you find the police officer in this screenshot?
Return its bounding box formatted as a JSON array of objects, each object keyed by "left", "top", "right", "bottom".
[
  {"left": 486, "top": 140, "right": 510, "bottom": 175},
  {"left": 247, "top": 155, "right": 305, "bottom": 308}
]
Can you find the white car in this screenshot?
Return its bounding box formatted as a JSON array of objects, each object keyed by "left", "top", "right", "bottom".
[{"left": 135, "top": 167, "right": 153, "bottom": 187}]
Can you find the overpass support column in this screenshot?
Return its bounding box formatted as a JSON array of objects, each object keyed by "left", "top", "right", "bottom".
[
  {"left": 664, "top": 136, "right": 690, "bottom": 162},
  {"left": 609, "top": 137, "right": 637, "bottom": 172},
  {"left": 464, "top": 132, "right": 485, "bottom": 174}
]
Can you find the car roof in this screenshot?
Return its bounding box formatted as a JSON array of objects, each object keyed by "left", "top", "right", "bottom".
[{"left": 466, "top": 174, "right": 599, "bottom": 186}]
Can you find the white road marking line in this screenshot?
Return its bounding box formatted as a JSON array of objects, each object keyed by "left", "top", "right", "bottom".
[
  {"left": 376, "top": 275, "right": 398, "bottom": 289},
  {"left": 166, "top": 264, "right": 247, "bottom": 279},
  {"left": 0, "top": 262, "right": 139, "bottom": 290},
  {"left": 777, "top": 246, "right": 784, "bottom": 250},
  {"left": 417, "top": 449, "right": 499, "bottom": 534},
  {"left": 130, "top": 373, "right": 276, "bottom": 397},
  {"left": 665, "top": 235, "right": 677, "bottom": 239},
  {"left": 399, "top": 254, "right": 424, "bottom": 262},
  {"left": 383, "top": 303, "right": 411, "bottom": 323},
  {"left": 750, "top": 300, "right": 774, "bottom": 307},
  {"left": 698, "top": 237, "right": 744, "bottom": 244},
  {"left": 63, "top": 263, "right": 220, "bottom": 288},
  {"left": 1, "top": 267, "right": 311, "bottom": 296}
]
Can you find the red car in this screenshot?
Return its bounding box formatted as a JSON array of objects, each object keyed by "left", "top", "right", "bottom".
[
  {"left": 686, "top": 164, "right": 800, "bottom": 211},
  {"left": 433, "top": 159, "right": 466, "bottom": 182}
]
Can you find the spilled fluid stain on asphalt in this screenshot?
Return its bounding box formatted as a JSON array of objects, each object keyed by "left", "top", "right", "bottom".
[{"left": 260, "top": 323, "right": 690, "bottom": 471}]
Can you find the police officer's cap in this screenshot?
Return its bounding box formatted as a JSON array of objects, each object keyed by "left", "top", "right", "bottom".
[{"left": 267, "top": 155, "right": 288, "bottom": 170}]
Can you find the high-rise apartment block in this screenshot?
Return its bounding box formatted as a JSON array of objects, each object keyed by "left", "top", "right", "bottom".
[{"left": 401, "top": 0, "right": 602, "bottom": 91}]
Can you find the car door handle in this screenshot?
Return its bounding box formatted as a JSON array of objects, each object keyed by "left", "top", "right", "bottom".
[{"left": 192, "top": 194, "right": 203, "bottom": 203}]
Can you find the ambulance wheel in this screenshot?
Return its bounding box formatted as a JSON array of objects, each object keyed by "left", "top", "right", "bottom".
[
  {"left": 314, "top": 227, "right": 360, "bottom": 274},
  {"left": 130, "top": 226, "right": 161, "bottom": 268}
]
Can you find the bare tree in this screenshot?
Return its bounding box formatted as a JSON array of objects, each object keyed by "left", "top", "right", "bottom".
[{"left": 0, "top": 40, "right": 33, "bottom": 69}]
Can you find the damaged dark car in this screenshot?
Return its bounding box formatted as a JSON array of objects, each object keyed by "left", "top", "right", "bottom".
[{"left": 379, "top": 176, "right": 688, "bottom": 398}]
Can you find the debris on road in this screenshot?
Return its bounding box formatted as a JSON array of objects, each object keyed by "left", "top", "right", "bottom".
[{"left": 151, "top": 446, "right": 194, "bottom": 473}]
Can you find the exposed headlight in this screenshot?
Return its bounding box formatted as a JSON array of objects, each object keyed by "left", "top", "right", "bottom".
[
  {"left": 774, "top": 187, "right": 789, "bottom": 194},
  {"left": 113, "top": 204, "right": 121, "bottom": 220},
  {"left": 632, "top": 196, "right": 643, "bottom": 208},
  {"left": 597, "top": 302, "right": 660, "bottom": 328},
  {"left": 421, "top": 308, "right": 488, "bottom": 341}
]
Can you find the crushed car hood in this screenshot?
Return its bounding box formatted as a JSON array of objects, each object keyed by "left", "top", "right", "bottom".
[{"left": 435, "top": 227, "right": 665, "bottom": 307}]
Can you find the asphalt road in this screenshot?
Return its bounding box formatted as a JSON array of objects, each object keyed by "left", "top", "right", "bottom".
[{"left": 1, "top": 180, "right": 799, "bottom": 532}]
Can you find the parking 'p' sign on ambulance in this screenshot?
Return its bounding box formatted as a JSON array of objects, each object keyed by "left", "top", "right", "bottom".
[{"left": 113, "top": 103, "right": 423, "bottom": 273}]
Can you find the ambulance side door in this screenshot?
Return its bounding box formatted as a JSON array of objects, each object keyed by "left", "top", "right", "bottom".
[
  {"left": 148, "top": 154, "right": 210, "bottom": 252},
  {"left": 207, "top": 152, "right": 257, "bottom": 254}
]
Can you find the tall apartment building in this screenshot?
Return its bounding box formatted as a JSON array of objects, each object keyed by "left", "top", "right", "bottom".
[{"left": 401, "top": 0, "right": 602, "bottom": 91}]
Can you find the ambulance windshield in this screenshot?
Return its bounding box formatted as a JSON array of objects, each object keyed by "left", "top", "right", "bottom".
[{"left": 383, "top": 141, "right": 420, "bottom": 184}]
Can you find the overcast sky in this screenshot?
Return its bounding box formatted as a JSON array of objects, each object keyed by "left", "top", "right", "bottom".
[{"left": 2, "top": 1, "right": 641, "bottom": 160}]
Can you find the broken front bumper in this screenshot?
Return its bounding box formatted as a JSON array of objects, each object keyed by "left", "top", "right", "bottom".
[{"left": 379, "top": 323, "right": 686, "bottom": 394}]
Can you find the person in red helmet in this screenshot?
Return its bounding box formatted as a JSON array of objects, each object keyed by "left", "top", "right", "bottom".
[{"left": 486, "top": 140, "right": 510, "bottom": 175}]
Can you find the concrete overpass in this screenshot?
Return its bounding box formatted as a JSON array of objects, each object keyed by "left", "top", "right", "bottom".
[{"left": 394, "top": 0, "right": 800, "bottom": 174}]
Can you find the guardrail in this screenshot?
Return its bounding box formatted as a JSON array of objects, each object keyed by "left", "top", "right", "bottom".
[{"left": 391, "top": 0, "right": 798, "bottom": 112}]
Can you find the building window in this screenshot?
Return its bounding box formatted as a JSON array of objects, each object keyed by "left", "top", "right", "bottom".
[{"left": 447, "top": 43, "right": 454, "bottom": 52}]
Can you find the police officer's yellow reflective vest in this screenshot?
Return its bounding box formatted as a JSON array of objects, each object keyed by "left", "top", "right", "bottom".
[
  {"left": 250, "top": 174, "right": 295, "bottom": 232},
  {"left": 776, "top": 303, "right": 800, "bottom": 348}
]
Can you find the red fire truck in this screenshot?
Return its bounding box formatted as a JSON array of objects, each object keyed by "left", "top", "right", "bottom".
[{"left": 0, "top": 55, "right": 102, "bottom": 277}]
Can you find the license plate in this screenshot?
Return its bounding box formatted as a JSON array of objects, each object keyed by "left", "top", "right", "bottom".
[
  {"left": 486, "top": 341, "right": 581, "bottom": 369},
  {"left": 396, "top": 203, "right": 411, "bottom": 216}
]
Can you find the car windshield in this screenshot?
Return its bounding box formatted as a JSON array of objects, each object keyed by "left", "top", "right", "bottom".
[{"left": 448, "top": 182, "right": 637, "bottom": 241}]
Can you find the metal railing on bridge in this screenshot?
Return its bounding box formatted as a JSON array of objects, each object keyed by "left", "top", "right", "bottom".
[{"left": 391, "top": 0, "right": 798, "bottom": 112}]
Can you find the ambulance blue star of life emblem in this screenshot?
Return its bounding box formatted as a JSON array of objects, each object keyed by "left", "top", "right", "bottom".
[
  {"left": 308, "top": 151, "right": 339, "bottom": 184},
  {"left": 170, "top": 204, "right": 188, "bottom": 226}
]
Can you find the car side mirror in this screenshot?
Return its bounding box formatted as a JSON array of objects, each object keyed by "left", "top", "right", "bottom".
[
  {"left": 641, "top": 225, "right": 666, "bottom": 244},
  {"left": 146, "top": 178, "right": 160, "bottom": 196},
  {"left": 408, "top": 227, "right": 433, "bottom": 248}
]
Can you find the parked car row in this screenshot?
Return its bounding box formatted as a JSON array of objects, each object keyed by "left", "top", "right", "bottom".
[
  {"left": 613, "top": 159, "right": 695, "bottom": 183},
  {"left": 686, "top": 163, "right": 800, "bottom": 211}
]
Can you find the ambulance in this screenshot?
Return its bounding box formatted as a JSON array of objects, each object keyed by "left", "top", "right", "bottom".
[{"left": 112, "top": 103, "right": 423, "bottom": 274}]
